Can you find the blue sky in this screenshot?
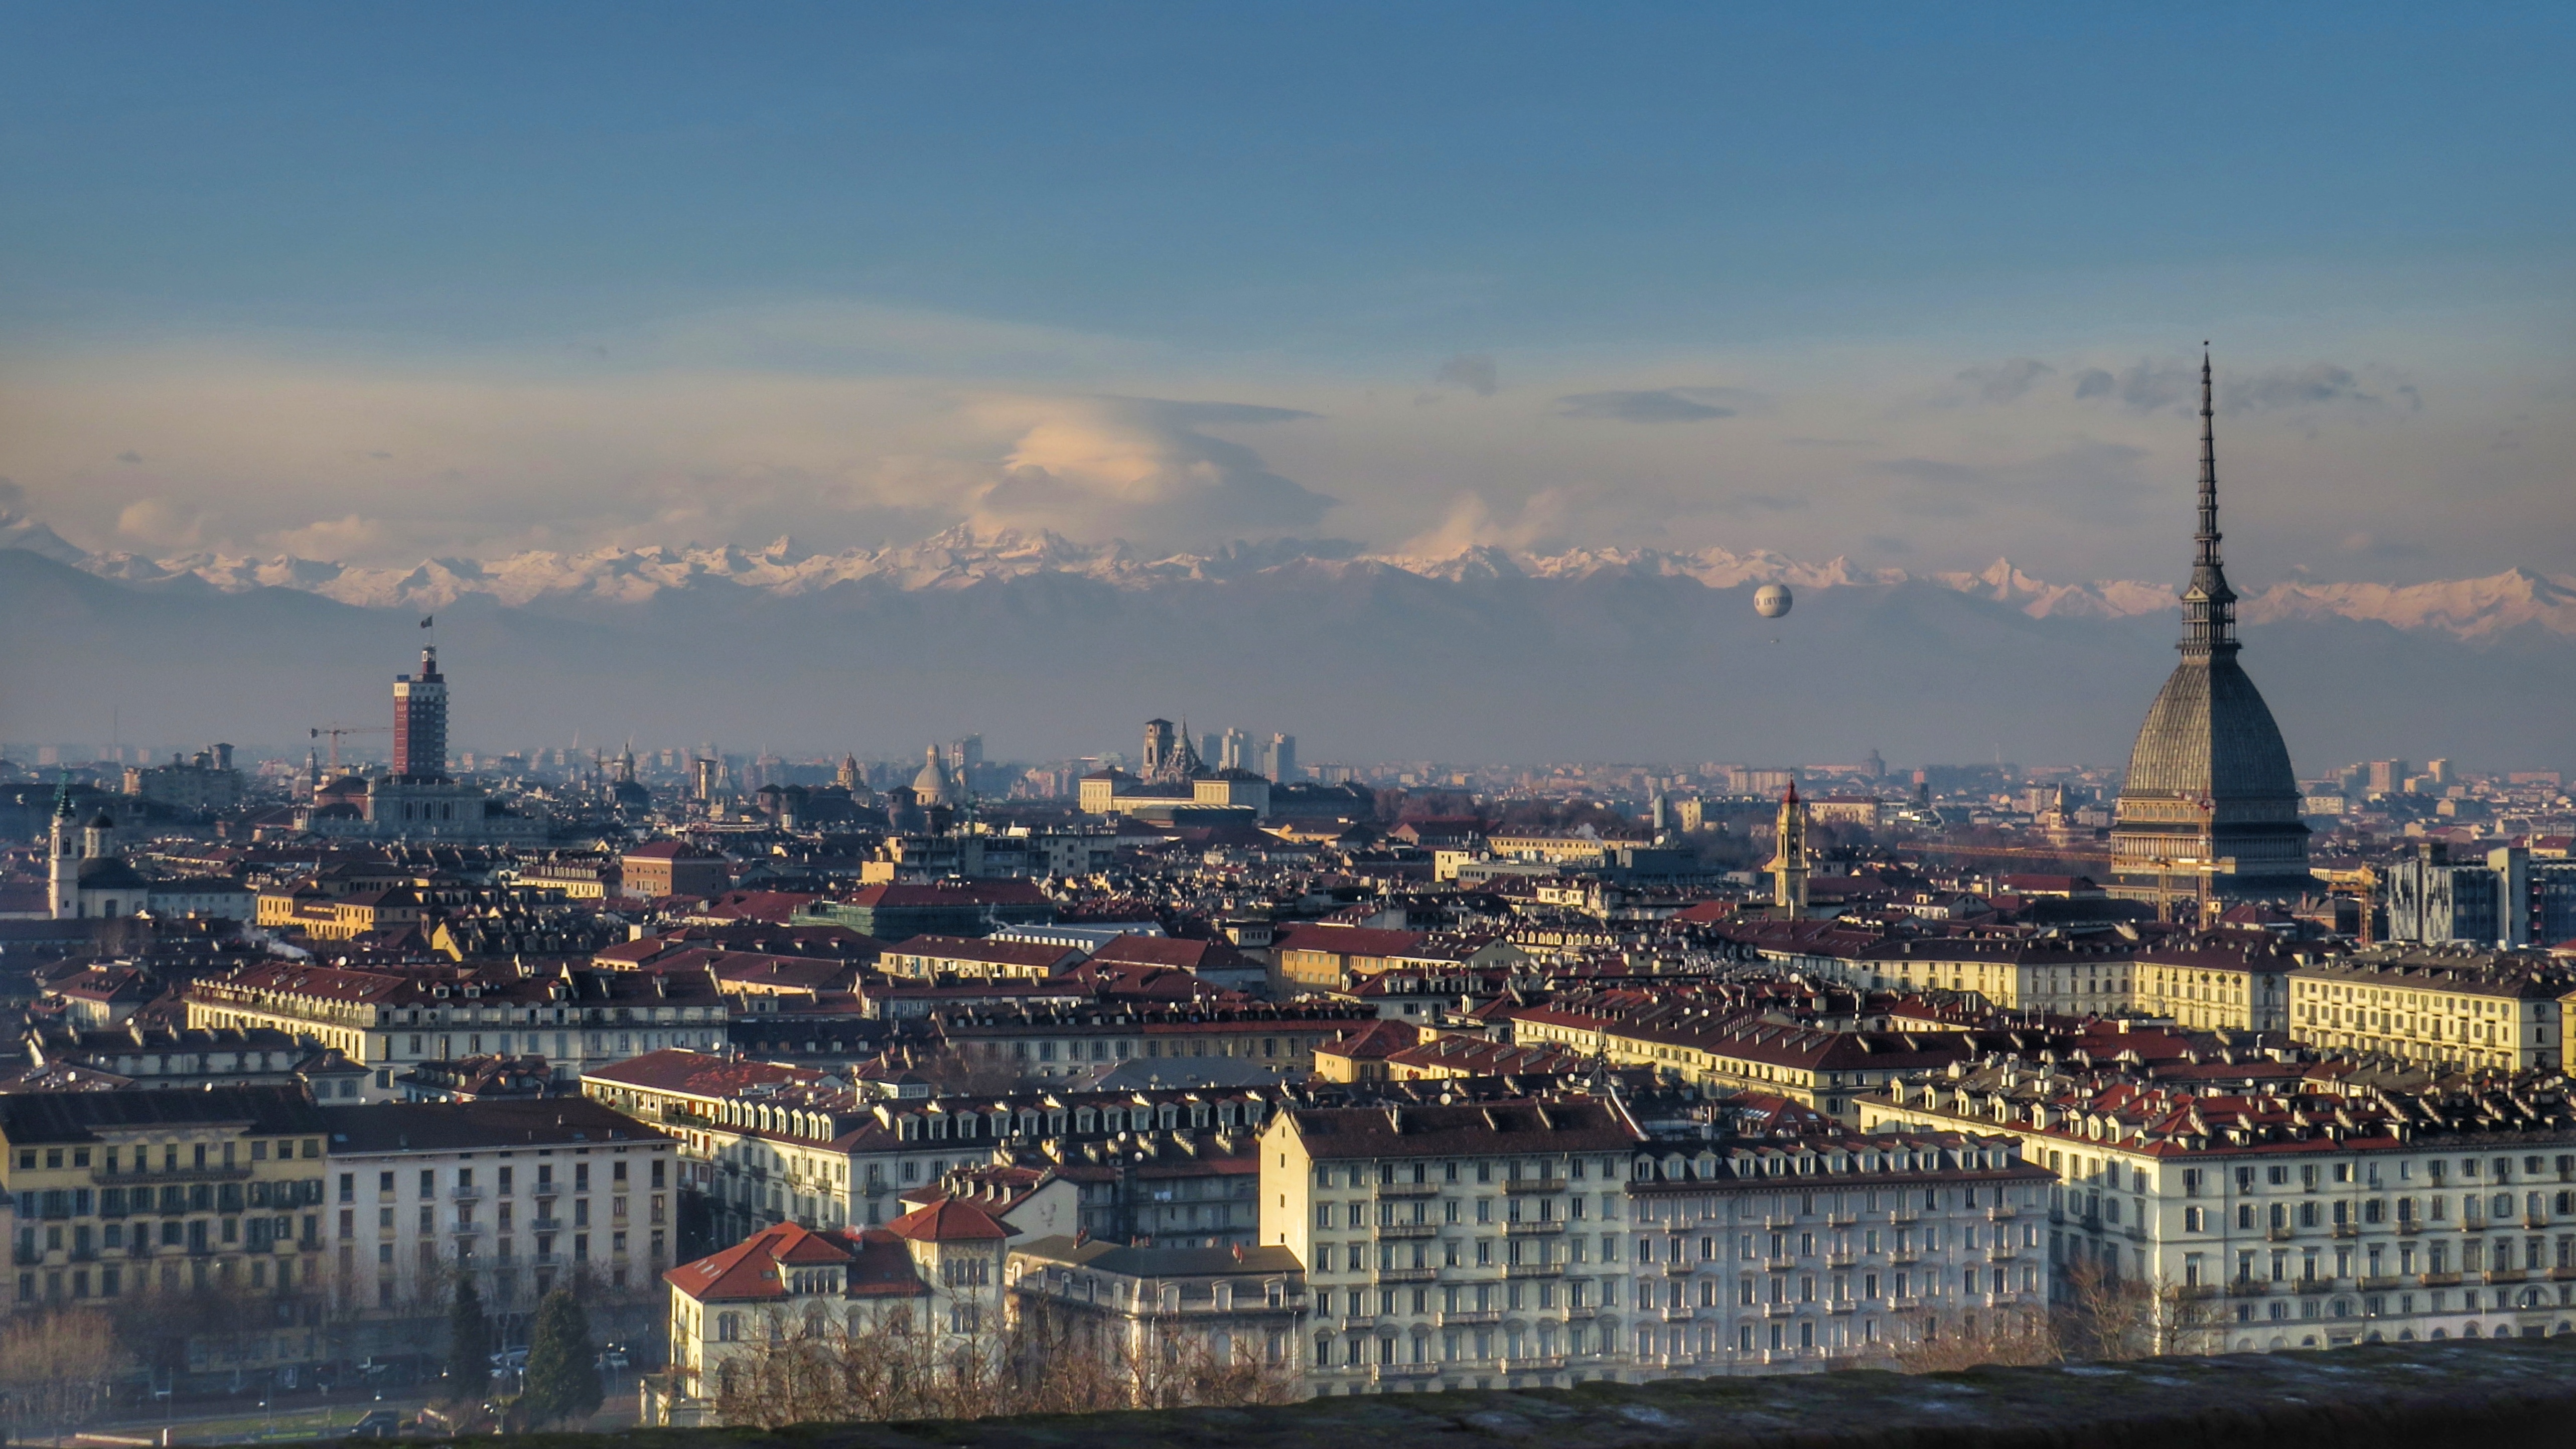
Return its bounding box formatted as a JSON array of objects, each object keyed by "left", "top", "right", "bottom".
[{"left": 2, "top": 3, "right": 2569, "bottom": 579}]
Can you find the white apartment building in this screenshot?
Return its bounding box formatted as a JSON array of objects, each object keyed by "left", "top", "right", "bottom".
[
  {"left": 316, "top": 1099, "right": 675, "bottom": 1351},
  {"left": 1864, "top": 1065, "right": 2576, "bottom": 1350},
  {"left": 189, "top": 962, "right": 730, "bottom": 1100},
  {"left": 1263, "top": 1093, "right": 2048, "bottom": 1393}
]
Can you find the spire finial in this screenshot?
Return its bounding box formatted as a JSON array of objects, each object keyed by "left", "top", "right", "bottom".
[{"left": 2179, "top": 344, "right": 2237, "bottom": 656}]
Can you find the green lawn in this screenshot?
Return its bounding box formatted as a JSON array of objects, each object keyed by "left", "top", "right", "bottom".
[{"left": 160, "top": 1404, "right": 379, "bottom": 1443}]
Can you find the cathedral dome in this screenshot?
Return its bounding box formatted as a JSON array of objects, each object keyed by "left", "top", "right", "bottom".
[{"left": 911, "top": 745, "right": 954, "bottom": 805}]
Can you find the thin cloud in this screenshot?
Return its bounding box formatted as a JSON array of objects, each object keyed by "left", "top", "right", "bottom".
[
  {"left": 2071, "top": 360, "right": 2196, "bottom": 412},
  {"left": 2225, "top": 362, "right": 2416, "bottom": 413},
  {"left": 1434, "top": 354, "right": 1498, "bottom": 396},
  {"left": 1873, "top": 440, "right": 2155, "bottom": 524},
  {"left": 1556, "top": 388, "right": 1737, "bottom": 423},
  {"left": 1954, "top": 358, "right": 2053, "bottom": 404}
]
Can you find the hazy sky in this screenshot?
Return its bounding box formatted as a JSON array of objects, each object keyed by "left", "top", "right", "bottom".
[{"left": 3, "top": 4, "right": 2570, "bottom": 586}]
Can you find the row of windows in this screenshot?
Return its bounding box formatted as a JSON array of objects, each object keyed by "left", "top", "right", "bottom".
[{"left": 14, "top": 1139, "right": 321, "bottom": 1173}]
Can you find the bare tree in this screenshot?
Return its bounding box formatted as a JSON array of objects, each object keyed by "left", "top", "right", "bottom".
[
  {"left": 708, "top": 1300, "right": 1297, "bottom": 1428},
  {"left": 0, "top": 1306, "right": 131, "bottom": 1438},
  {"left": 2057, "top": 1261, "right": 2225, "bottom": 1361},
  {"left": 1878, "top": 1305, "right": 2063, "bottom": 1373}
]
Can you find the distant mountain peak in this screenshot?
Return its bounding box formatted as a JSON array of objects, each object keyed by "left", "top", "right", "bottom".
[{"left": 1, "top": 520, "right": 2567, "bottom": 640}]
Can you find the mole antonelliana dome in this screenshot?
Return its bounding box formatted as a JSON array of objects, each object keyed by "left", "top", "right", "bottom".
[{"left": 2108, "top": 353, "right": 2312, "bottom": 906}]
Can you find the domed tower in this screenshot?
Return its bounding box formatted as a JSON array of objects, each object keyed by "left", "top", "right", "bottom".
[
  {"left": 911, "top": 744, "right": 955, "bottom": 807},
  {"left": 2110, "top": 352, "right": 2311, "bottom": 910}
]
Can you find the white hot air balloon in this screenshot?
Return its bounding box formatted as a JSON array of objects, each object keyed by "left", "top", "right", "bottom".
[{"left": 1754, "top": 583, "right": 1794, "bottom": 620}]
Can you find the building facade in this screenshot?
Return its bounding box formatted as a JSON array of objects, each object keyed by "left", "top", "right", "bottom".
[
  {"left": 1265, "top": 1095, "right": 2049, "bottom": 1393},
  {"left": 2, "top": 1087, "right": 329, "bottom": 1322},
  {"left": 1864, "top": 1066, "right": 2576, "bottom": 1351},
  {"left": 2288, "top": 946, "right": 2570, "bottom": 1073},
  {"left": 317, "top": 1098, "right": 673, "bottom": 1352}
]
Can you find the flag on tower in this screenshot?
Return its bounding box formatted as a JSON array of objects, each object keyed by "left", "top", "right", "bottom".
[{"left": 420, "top": 616, "right": 433, "bottom": 629}]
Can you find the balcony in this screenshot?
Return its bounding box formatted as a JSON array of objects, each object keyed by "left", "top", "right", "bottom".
[
  {"left": 1826, "top": 1252, "right": 1857, "bottom": 1269},
  {"left": 450, "top": 1223, "right": 485, "bottom": 1237},
  {"left": 1379, "top": 1267, "right": 1437, "bottom": 1283},
  {"left": 1504, "top": 1221, "right": 1563, "bottom": 1237},
  {"left": 2266, "top": 1226, "right": 2296, "bottom": 1242},
  {"left": 2332, "top": 1224, "right": 2360, "bottom": 1238},
  {"left": 2420, "top": 1272, "right": 2462, "bottom": 1287},
  {"left": 1503, "top": 1179, "right": 1567, "bottom": 1196},
  {"left": 1504, "top": 1263, "right": 1561, "bottom": 1279},
  {"left": 90, "top": 1165, "right": 251, "bottom": 1187},
  {"left": 2229, "top": 1280, "right": 2269, "bottom": 1297},
  {"left": 1986, "top": 1248, "right": 2018, "bottom": 1262},
  {"left": 1374, "top": 1363, "right": 1442, "bottom": 1381},
  {"left": 1986, "top": 1204, "right": 2021, "bottom": 1221},
  {"left": 1826, "top": 1212, "right": 1858, "bottom": 1227},
  {"left": 530, "top": 1218, "right": 564, "bottom": 1232},
  {"left": 2484, "top": 1269, "right": 2529, "bottom": 1285},
  {"left": 2358, "top": 1275, "right": 2405, "bottom": 1291},
  {"left": 1500, "top": 1356, "right": 1565, "bottom": 1374},
  {"left": 1377, "top": 1223, "right": 1439, "bottom": 1240},
  {"left": 1438, "top": 1310, "right": 1501, "bottom": 1326},
  {"left": 1377, "top": 1181, "right": 1441, "bottom": 1198}
]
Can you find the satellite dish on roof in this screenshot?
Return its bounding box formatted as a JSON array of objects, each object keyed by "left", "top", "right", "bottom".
[{"left": 1754, "top": 583, "right": 1793, "bottom": 620}]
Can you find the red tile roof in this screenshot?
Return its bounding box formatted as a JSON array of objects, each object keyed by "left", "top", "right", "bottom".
[
  {"left": 581, "top": 1047, "right": 823, "bottom": 1097},
  {"left": 886, "top": 1197, "right": 1008, "bottom": 1242}
]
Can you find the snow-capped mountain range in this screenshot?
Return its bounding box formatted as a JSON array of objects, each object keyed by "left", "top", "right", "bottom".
[{"left": 5, "top": 509, "right": 2571, "bottom": 640}]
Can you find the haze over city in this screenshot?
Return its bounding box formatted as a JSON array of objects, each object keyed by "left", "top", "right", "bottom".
[{"left": 1, "top": 10, "right": 2575, "bottom": 1441}]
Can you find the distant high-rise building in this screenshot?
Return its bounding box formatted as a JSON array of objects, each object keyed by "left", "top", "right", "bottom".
[
  {"left": 1219, "top": 728, "right": 1250, "bottom": 773},
  {"left": 2366, "top": 760, "right": 2408, "bottom": 795},
  {"left": 1267, "top": 733, "right": 1298, "bottom": 783},
  {"left": 950, "top": 734, "right": 984, "bottom": 779},
  {"left": 2110, "top": 353, "right": 2311, "bottom": 907},
  {"left": 392, "top": 646, "right": 448, "bottom": 782},
  {"left": 2426, "top": 758, "right": 2452, "bottom": 787}
]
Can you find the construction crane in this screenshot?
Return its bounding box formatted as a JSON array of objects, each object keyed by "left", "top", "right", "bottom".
[{"left": 310, "top": 723, "right": 390, "bottom": 773}]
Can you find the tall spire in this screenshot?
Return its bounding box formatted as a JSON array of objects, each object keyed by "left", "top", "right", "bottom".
[{"left": 2178, "top": 345, "right": 2238, "bottom": 658}]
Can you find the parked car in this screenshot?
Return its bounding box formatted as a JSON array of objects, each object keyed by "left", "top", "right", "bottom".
[
  {"left": 346, "top": 1409, "right": 404, "bottom": 1438},
  {"left": 487, "top": 1348, "right": 529, "bottom": 1371}
]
